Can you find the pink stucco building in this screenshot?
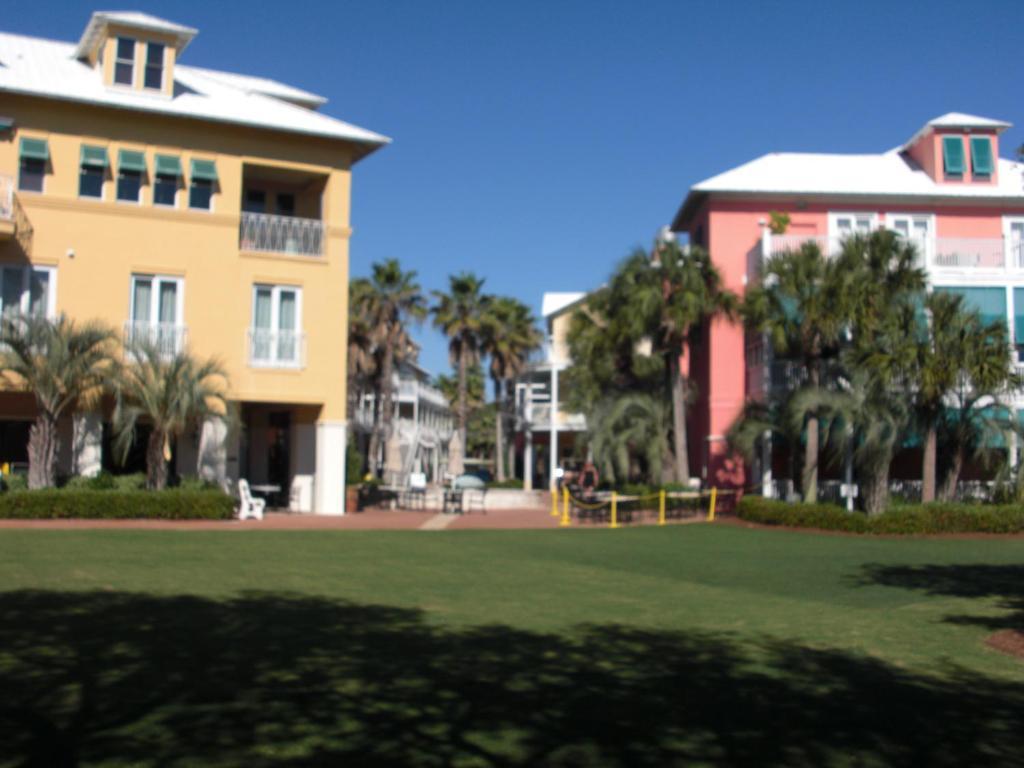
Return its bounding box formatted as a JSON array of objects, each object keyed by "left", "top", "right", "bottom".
[{"left": 670, "top": 113, "right": 1024, "bottom": 493}]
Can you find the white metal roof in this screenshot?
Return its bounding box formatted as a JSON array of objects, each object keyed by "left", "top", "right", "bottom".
[
  {"left": 673, "top": 114, "right": 1024, "bottom": 228},
  {"left": 0, "top": 27, "right": 390, "bottom": 153},
  {"left": 74, "top": 11, "right": 198, "bottom": 58},
  {"left": 542, "top": 292, "right": 586, "bottom": 318}
]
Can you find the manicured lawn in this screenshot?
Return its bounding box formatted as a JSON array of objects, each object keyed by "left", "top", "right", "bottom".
[{"left": 2, "top": 524, "right": 1023, "bottom": 766}]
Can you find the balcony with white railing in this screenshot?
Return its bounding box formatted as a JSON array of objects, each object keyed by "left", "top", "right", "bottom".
[
  {"left": 239, "top": 212, "right": 324, "bottom": 257},
  {"left": 123, "top": 321, "right": 187, "bottom": 357},
  {"left": 765, "top": 231, "right": 1024, "bottom": 272},
  {"left": 248, "top": 328, "right": 306, "bottom": 369}
]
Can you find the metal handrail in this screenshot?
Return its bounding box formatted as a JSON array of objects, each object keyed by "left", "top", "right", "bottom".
[{"left": 239, "top": 212, "right": 324, "bottom": 256}]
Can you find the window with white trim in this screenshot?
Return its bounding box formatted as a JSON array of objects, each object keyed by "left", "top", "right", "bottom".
[
  {"left": 887, "top": 214, "right": 933, "bottom": 266},
  {"left": 829, "top": 213, "right": 876, "bottom": 239},
  {"left": 0, "top": 266, "right": 56, "bottom": 318},
  {"left": 129, "top": 274, "right": 184, "bottom": 355},
  {"left": 114, "top": 37, "right": 135, "bottom": 86},
  {"left": 250, "top": 285, "right": 302, "bottom": 367},
  {"left": 143, "top": 42, "right": 164, "bottom": 91}
]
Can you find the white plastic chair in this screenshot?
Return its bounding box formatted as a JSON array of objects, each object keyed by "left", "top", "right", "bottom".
[{"left": 237, "top": 479, "right": 266, "bottom": 521}]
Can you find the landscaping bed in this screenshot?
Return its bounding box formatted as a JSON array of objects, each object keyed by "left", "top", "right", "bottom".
[
  {"left": 0, "top": 488, "right": 234, "bottom": 520},
  {"left": 737, "top": 495, "right": 1024, "bottom": 535}
]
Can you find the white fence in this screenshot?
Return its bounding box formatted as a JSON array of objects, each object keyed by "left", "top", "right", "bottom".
[
  {"left": 239, "top": 212, "right": 324, "bottom": 256},
  {"left": 123, "top": 321, "right": 187, "bottom": 356}
]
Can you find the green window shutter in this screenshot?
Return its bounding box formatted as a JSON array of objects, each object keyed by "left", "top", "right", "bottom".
[
  {"left": 970, "top": 137, "right": 993, "bottom": 178},
  {"left": 189, "top": 158, "right": 218, "bottom": 181},
  {"left": 942, "top": 136, "right": 965, "bottom": 176},
  {"left": 935, "top": 286, "right": 1007, "bottom": 329},
  {"left": 154, "top": 154, "right": 182, "bottom": 177},
  {"left": 19, "top": 137, "right": 49, "bottom": 161},
  {"left": 118, "top": 149, "right": 147, "bottom": 173},
  {"left": 79, "top": 144, "right": 108, "bottom": 168}
]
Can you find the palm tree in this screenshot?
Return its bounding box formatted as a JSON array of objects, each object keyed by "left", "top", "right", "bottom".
[
  {"left": 727, "top": 389, "right": 805, "bottom": 495},
  {"left": 589, "top": 392, "right": 674, "bottom": 485},
  {"left": 357, "top": 260, "right": 427, "bottom": 475},
  {"left": 0, "top": 314, "right": 115, "bottom": 489},
  {"left": 432, "top": 272, "right": 490, "bottom": 446},
  {"left": 347, "top": 278, "right": 378, "bottom": 422},
  {"left": 901, "top": 292, "right": 1017, "bottom": 502},
  {"left": 626, "top": 242, "right": 737, "bottom": 484},
  {"left": 482, "top": 296, "right": 541, "bottom": 481},
  {"left": 112, "top": 340, "right": 229, "bottom": 490},
  {"left": 743, "top": 241, "right": 849, "bottom": 502}
]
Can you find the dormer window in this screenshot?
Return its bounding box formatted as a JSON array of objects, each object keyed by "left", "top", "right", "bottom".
[
  {"left": 942, "top": 136, "right": 965, "bottom": 179},
  {"left": 970, "top": 137, "right": 993, "bottom": 180},
  {"left": 114, "top": 37, "right": 135, "bottom": 86},
  {"left": 144, "top": 43, "right": 165, "bottom": 90}
]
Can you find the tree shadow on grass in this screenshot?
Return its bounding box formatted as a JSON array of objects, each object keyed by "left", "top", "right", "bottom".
[
  {"left": 1, "top": 591, "right": 1023, "bottom": 767},
  {"left": 861, "top": 564, "right": 1024, "bottom": 631}
]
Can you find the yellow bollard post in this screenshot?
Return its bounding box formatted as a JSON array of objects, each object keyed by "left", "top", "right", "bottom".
[
  {"left": 551, "top": 488, "right": 559, "bottom": 517},
  {"left": 560, "top": 486, "right": 571, "bottom": 527},
  {"left": 708, "top": 487, "right": 718, "bottom": 521},
  {"left": 658, "top": 489, "right": 666, "bottom": 526},
  {"left": 610, "top": 491, "right": 619, "bottom": 529}
]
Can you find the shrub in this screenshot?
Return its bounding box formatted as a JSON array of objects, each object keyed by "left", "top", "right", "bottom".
[
  {"left": 64, "top": 471, "right": 116, "bottom": 491},
  {"left": 113, "top": 473, "right": 146, "bottom": 492},
  {"left": 346, "top": 441, "right": 364, "bottom": 486},
  {"left": 487, "top": 479, "right": 523, "bottom": 489},
  {"left": 0, "top": 489, "right": 235, "bottom": 520},
  {"left": 737, "top": 496, "right": 1024, "bottom": 535},
  {"left": 176, "top": 475, "right": 221, "bottom": 492},
  {"left": 2, "top": 473, "right": 27, "bottom": 493}
]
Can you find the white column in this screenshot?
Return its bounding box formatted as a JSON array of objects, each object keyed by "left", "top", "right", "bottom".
[
  {"left": 198, "top": 417, "right": 228, "bottom": 488},
  {"left": 761, "top": 430, "right": 773, "bottom": 499},
  {"left": 523, "top": 428, "right": 534, "bottom": 491},
  {"left": 315, "top": 420, "right": 346, "bottom": 515},
  {"left": 72, "top": 412, "right": 102, "bottom": 477},
  {"left": 549, "top": 365, "right": 558, "bottom": 490}
]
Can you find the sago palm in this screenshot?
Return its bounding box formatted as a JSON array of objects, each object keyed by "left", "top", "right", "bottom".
[
  {"left": 0, "top": 314, "right": 116, "bottom": 489},
  {"left": 589, "top": 392, "right": 674, "bottom": 485},
  {"left": 432, "top": 272, "right": 490, "bottom": 445},
  {"left": 112, "top": 340, "right": 229, "bottom": 490}
]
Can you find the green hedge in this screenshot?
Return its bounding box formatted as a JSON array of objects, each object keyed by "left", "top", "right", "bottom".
[
  {"left": 487, "top": 479, "right": 524, "bottom": 489},
  {"left": 0, "top": 489, "right": 235, "bottom": 520},
  {"left": 737, "top": 496, "right": 1024, "bottom": 535}
]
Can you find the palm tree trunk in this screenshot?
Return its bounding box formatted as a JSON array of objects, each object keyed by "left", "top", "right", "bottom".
[
  {"left": 457, "top": 348, "right": 468, "bottom": 447},
  {"left": 367, "top": 375, "right": 382, "bottom": 477},
  {"left": 493, "top": 377, "right": 505, "bottom": 481},
  {"left": 506, "top": 388, "right": 517, "bottom": 481},
  {"left": 27, "top": 412, "right": 59, "bottom": 489},
  {"left": 938, "top": 448, "right": 964, "bottom": 502},
  {"left": 379, "top": 345, "right": 395, "bottom": 446},
  {"left": 802, "top": 365, "right": 820, "bottom": 503},
  {"left": 862, "top": 462, "right": 890, "bottom": 516},
  {"left": 146, "top": 429, "right": 169, "bottom": 490},
  {"left": 921, "top": 424, "right": 937, "bottom": 503},
  {"left": 670, "top": 360, "right": 690, "bottom": 484}
]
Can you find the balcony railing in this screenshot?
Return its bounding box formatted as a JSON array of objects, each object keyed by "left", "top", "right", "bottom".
[
  {"left": 396, "top": 379, "right": 449, "bottom": 409},
  {"left": 765, "top": 232, "right": 1024, "bottom": 271},
  {"left": 239, "top": 212, "right": 324, "bottom": 257},
  {"left": 0, "top": 175, "right": 13, "bottom": 223},
  {"left": 123, "top": 321, "right": 187, "bottom": 357},
  {"left": 248, "top": 328, "right": 306, "bottom": 368}
]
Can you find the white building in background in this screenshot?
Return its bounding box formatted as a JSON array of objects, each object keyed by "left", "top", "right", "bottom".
[
  {"left": 515, "top": 292, "right": 588, "bottom": 490},
  {"left": 353, "top": 359, "right": 454, "bottom": 484}
]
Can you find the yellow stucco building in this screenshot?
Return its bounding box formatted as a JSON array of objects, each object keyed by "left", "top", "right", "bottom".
[{"left": 0, "top": 11, "right": 388, "bottom": 513}]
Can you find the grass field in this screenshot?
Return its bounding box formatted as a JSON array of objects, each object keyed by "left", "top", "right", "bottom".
[{"left": 2, "top": 524, "right": 1023, "bottom": 766}]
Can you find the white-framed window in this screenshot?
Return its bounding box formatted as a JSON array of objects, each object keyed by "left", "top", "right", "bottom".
[
  {"left": 128, "top": 274, "right": 185, "bottom": 355},
  {"left": 828, "top": 212, "right": 878, "bottom": 240},
  {"left": 0, "top": 266, "right": 56, "bottom": 318},
  {"left": 1004, "top": 217, "right": 1024, "bottom": 270},
  {"left": 143, "top": 42, "right": 164, "bottom": 91},
  {"left": 250, "top": 284, "right": 303, "bottom": 368},
  {"left": 114, "top": 37, "right": 135, "bottom": 86},
  {"left": 887, "top": 213, "right": 934, "bottom": 266}
]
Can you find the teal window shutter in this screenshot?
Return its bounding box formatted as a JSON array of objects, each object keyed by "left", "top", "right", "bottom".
[
  {"left": 942, "top": 136, "right": 965, "bottom": 177},
  {"left": 935, "top": 286, "right": 1006, "bottom": 329},
  {"left": 19, "top": 137, "right": 49, "bottom": 161},
  {"left": 154, "top": 154, "right": 182, "bottom": 177},
  {"left": 1014, "top": 288, "right": 1024, "bottom": 343},
  {"left": 970, "top": 137, "right": 993, "bottom": 178},
  {"left": 189, "top": 158, "right": 218, "bottom": 182},
  {"left": 118, "top": 149, "right": 147, "bottom": 173},
  {"left": 79, "top": 144, "right": 108, "bottom": 168}
]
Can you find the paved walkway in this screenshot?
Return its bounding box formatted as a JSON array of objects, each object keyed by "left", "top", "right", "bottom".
[{"left": 0, "top": 505, "right": 704, "bottom": 531}]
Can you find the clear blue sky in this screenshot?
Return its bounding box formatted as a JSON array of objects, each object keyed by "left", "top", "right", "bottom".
[{"left": 10, "top": 1, "right": 1023, "bottom": 377}]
